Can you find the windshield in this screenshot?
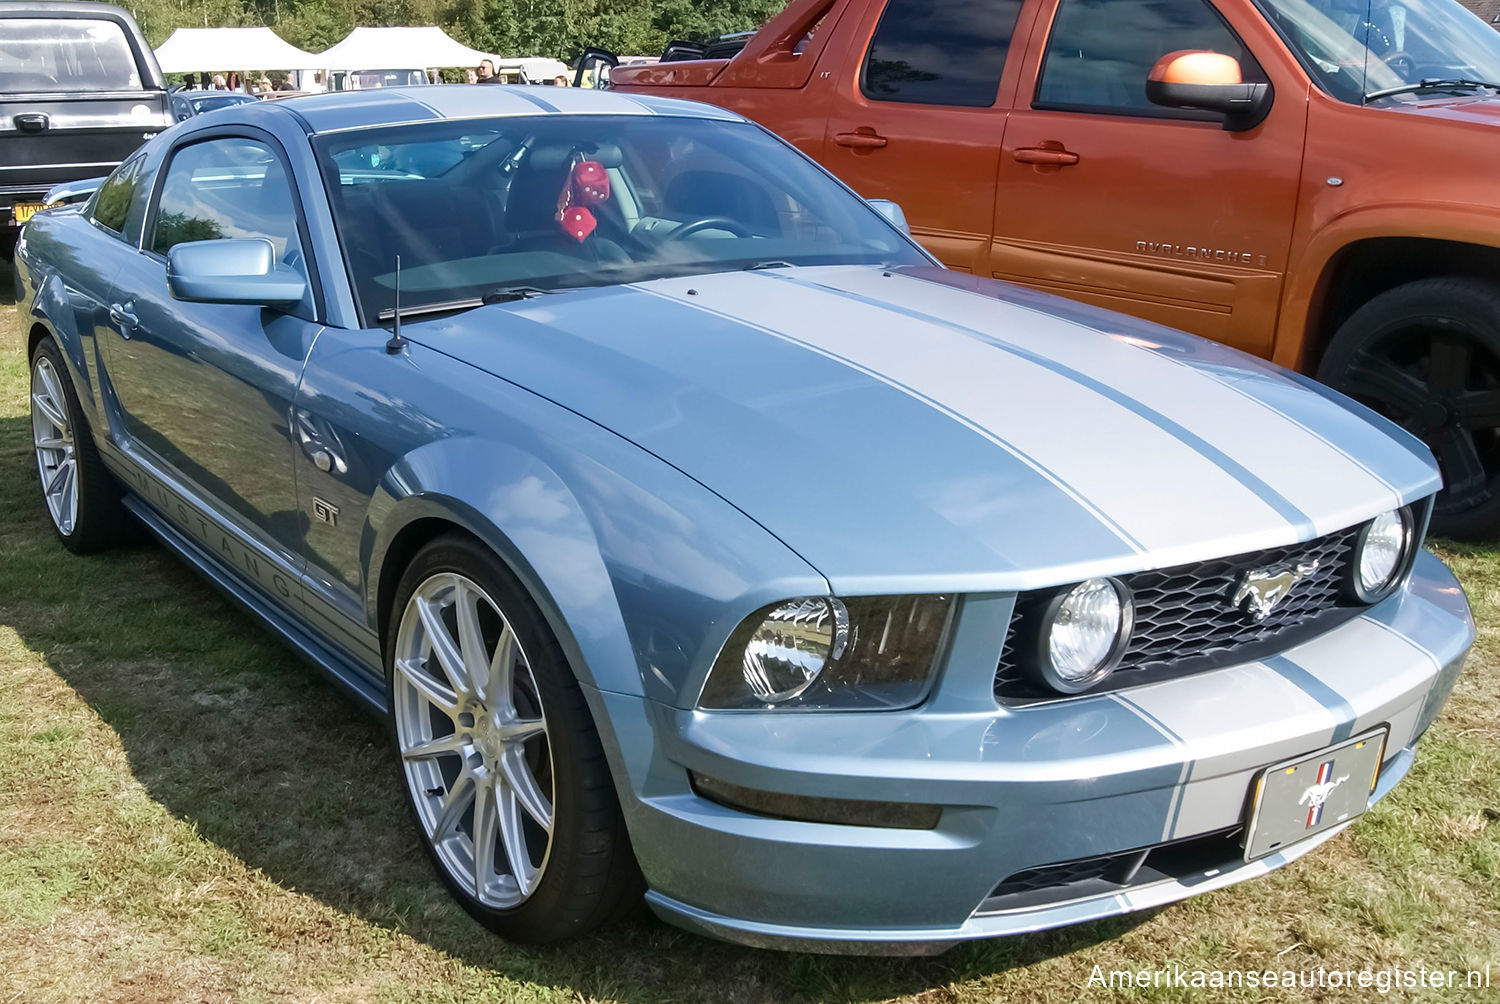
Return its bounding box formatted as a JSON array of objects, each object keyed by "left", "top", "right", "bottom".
[
  {"left": 1256, "top": 0, "right": 1500, "bottom": 103},
  {"left": 314, "top": 115, "right": 927, "bottom": 321},
  {"left": 0, "top": 17, "right": 142, "bottom": 93}
]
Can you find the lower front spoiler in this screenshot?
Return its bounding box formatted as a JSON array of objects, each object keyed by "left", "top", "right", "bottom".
[{"left": 645, "top": 745, "right": 1415, "bottom": 956}]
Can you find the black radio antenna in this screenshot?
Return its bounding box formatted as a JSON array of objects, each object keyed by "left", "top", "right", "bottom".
[{"left": 385, "top": 255, "right": 406, "bottom": 354}]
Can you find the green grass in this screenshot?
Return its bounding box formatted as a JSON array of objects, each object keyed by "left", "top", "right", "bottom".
[{"left": 0, "top": 263, "right": 1497, "bottom": 1002}]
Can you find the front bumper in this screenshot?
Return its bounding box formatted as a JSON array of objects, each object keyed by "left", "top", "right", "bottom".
[{"left": 596, "top": 551, "right": 1472, "bottom": 953}]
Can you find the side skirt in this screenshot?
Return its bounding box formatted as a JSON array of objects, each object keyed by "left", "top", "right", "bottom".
[{"left": 121, "top": 493, "right": 389, "bottom": 716}]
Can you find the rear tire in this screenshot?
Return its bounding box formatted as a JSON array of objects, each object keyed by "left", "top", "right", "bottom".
[
  {"left": 29, "top": 336, "right": 127, "bottom": 553},
  {"left": 1317, "top": 277, "right": 1500, "bottom": 539},
  {"left": 384, "top": 533, "right": 641, "bottom": 942}
]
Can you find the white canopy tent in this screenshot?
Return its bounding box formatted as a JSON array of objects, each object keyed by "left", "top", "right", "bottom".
[
  {"left": 154, "top": 27, "right": 324, "bottom": 72},
  {"left": 318, "top": 26, "right": 496, "bottom": 70}
]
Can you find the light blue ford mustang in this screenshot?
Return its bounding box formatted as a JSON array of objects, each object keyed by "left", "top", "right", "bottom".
[{"left": 14, "top": 87, "right": 1475, "bottom": 953}]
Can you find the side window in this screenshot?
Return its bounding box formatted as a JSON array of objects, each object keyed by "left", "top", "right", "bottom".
[
  {"left": 150, "top": 138, "right": 305, "bottom": 272},
  {"left": 88, "top": 153, "right": 145, "bottom": 238},
  {"left": 861, "top": 0, "right": 1026, "bottom": 107},
  {"left": 1036, "top": 0, "right": 1263, "bottom": 115}
]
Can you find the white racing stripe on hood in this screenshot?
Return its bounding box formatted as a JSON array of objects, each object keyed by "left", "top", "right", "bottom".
[
  {"left": 814, "top": 268, "right": 1405, "bottom": 533},
  {"left": 642, "top": 272, "right": 1301, "bottom": 554}
]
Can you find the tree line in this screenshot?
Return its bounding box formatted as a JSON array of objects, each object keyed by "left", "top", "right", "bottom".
[{"left": 117, "top": 0, "right": 790, "bottom": 63}]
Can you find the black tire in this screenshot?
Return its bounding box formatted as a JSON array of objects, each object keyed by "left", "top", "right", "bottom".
[
  {"left": 1317, "top": 277, "right": 1500, "bottom": 539},
  {"left": 29, "top": 336, "right": 128, "bottom": 553},
  {"left": 384, "top": 533, "right": 641, "bottom": 943}
]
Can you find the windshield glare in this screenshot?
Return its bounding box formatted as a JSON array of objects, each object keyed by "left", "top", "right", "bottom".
[
  {"left": 314, "top": 115, "right": 926, "bottom": 321},
  {"left": 0, "top": 18, "right": 142, "bottom": 93},
  {"left": 1257, "top": 0, "right": 1500, "bottom": 102}
]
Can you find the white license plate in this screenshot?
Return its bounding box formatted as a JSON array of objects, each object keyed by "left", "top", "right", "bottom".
[{"left": 1243, "top": 727, "right": 1388, "bottom": 861}]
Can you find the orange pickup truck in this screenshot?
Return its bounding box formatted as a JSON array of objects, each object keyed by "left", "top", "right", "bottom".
[{"left": 597, "top": 0, "right": 1500, "bottom": 537}]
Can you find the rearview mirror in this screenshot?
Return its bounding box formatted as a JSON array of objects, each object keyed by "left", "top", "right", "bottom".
[
  {"left": 868, "top": 198, "right": 910, "bottom": 235},
  {"left": 166, "top": 238, "right": 306, "bottom": 308},
  {"left": 1145, "top": 50, "right": 1271, "bottom": 131}
]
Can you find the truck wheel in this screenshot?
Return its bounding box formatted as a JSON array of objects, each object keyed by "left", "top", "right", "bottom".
[{"left": 1318, "top": 277, "right": 1500, "bottom": 539}]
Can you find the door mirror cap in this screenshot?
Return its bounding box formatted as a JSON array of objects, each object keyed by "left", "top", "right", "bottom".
[
  {"left": 1146, "top": 50, "right": 1272, "bottom": 131},
  {"left": 868, "top": 198, "right": 910, "bottom": 235},
  {"left": 166, "top": 238, "right": 306, "bottom": 308},
  {"left": 43, "top": 177, "right": 104, "bottom": 205}
]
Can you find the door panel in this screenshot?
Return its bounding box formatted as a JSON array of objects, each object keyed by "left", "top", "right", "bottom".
[
  {"left": 822, "top": 0, "right": 1038, "bottom": 273},
  {"left": 993, "top": 0, "right": 1306, "bottom": 354}
]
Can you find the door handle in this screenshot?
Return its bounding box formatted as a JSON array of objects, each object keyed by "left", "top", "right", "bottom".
[
  {"left": 835, "top": 130, "right": 888, "bottom": 149},
  {"left": 108, "top": 301, "right": 139, "bottom": 337},
  {"left": 1013, "top": 146, "right": 1080, "bottom": 166},
  {"left": 13, "top": 112, "right": 48, "bottom": 133}
]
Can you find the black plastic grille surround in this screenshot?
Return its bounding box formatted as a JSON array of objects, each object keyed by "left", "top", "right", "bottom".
[{"left": 995, "top": 524, "right": 1366, "bottom": 702}]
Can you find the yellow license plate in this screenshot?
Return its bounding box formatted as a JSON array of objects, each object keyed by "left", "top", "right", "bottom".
[{"left": 10, "top": 201, "right": 55, "bottom": 225}]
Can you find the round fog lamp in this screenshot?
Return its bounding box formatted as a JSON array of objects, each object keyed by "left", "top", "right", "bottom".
[
  {"left": 1037, "top": 577, "right": 1132, "bottom": 694},
  {"left": 741, "top": 597, "right": 850, "bottom": 703},
  {"left": 1353, "top": 508, "right": 1411, "bottom": 601}
]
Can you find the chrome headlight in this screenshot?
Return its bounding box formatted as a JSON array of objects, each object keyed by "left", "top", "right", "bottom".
[
  {"left": 1348, "top": 506, "right": 1415, "bottom": 602},
  {"left": 699, "top": 594, "right": 956, "bottom": 710},
  {"left": 1030, "top": 577, "right": 1133, "bottom": 694}
]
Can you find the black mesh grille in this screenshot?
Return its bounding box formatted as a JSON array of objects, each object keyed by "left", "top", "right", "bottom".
[{"left": 995, "top": 525, "right": 1365, "bottom": 702}]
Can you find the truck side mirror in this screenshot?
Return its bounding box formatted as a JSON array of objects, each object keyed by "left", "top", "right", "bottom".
[
  {"left": 1145, "top": 51, "right": 1271, "bottom": 132},
  {"left": 574, "top": 48, "right": 618, "bottom": 89}
]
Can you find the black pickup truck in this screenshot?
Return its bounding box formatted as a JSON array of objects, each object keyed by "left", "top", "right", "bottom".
[{"left": 1, "top": 2, "right": 170, "bottom": 255}]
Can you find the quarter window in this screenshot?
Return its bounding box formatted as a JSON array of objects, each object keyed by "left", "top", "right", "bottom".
[
  {"left": 861, "top": 0, "right": 1025, "bottom": 108},
  {"left": 150, "top": 138, "right": 304, "bottom": 267},
  {"left": 88, "top": 153, "right": 144, "bottom": 237},
  {"left": 1036, "top": 0, "right": 1263, "bottom": 115}
]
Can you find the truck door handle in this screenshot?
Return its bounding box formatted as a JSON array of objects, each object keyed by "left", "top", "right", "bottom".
[
  {"left": 109, "top": 302, "right": 138, "bottom": 337},
  {"left": 1013, "top": 146, "right": 1080, "bottom": 166},
  {"left": 835, "top": 130, "right": 888, "bottom": 149},
  {"left": 13, "top": 112, "right": 49, "bottom": 133}
]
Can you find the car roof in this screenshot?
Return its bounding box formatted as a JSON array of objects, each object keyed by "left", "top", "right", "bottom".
[
  {"left": 271, "top": 85, "right": 748, "bottom": 135},
  {"left": 0, "top": 1, "right": 136, "bottom": 16}
]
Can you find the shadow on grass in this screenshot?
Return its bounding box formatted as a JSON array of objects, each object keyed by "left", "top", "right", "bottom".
[
  {"left": 0, "top": 410, "right": 1151, "bottom": 1002},
  {"left": 2, "top": 255, "right": 16, "bottom": 307}
]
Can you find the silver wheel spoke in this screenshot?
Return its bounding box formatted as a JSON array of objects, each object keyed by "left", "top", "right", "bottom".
[
  {"left": 32, "top": 388, "right": 66, "bottom": 431},
  {"left": 487, "top": 625, "right": 518, "bottom": 716},
  {"left": 471, "top": 777, "right": 499, "bottom": 895},
  {"left": 395, "top": 656, "right": 460, "bottom": 715},
  {"left": 499, "top": 746, "right": 553, "bottom": 832},
  {"left": 431, "top": 771, "right": 476, "bottom": 842},
  {"left": 497, "top": 785, "right": 538, "bottom": 897},
  {"left": 45, "top": 458, "right": 72, "bottom": 498},
  {"left": 497, "top": 717, "right": 545, "bottom": 744},
  {"left": 33, "top": 435, "right": 68, "bottom": 452},
  {"left": 454, "top": 583, "right": 491, "bottom": 702},
  {"left": 417, "top": 594, "right": 471, "bottom": 697},
  {"left": 401, "top": 732, "right": 466, "bottom": 761}
]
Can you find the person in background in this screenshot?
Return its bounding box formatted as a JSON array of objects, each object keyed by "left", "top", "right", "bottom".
[
  {"left": 552, "top": 73, "right": 569, "bottom": 86},
  {"left": 255, "top": 73, "right": 273, "bottom": 93},
  {"left": 466, "top": 68, "right": 478, "bottom": 84},
  {"left": 227, "top": 71, "right": 242, "bottom": 91},
  {"left": 181, "top": 72, "right": 197, "bottom": 90},
  {"left": 211, "top": 73, "right": 226, "bottom": 90},
  {"left": 476, "top": 58, "right": 499, "bottom": 83},
  {"left": 276, "top": 76, "right": 296, "bottom": 92}
]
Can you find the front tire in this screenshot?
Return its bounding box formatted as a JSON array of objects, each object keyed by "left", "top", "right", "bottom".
[
  {"left": 384, "top": 534, "right": 640, "bottom": 942},
  {"left": 1318, "top": 277, "right": 1500, "bottom": 539},
  {"left": 29, "top": 336, "right": 126, "bottom": 553}
]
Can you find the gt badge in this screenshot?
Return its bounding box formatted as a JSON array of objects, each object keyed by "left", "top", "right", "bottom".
[
  {"left": 312, "top": 497, "right": 340, "bottom": 527},
  {"left": 1231, "top": 560, "right": 1318, "bottom": 621}
]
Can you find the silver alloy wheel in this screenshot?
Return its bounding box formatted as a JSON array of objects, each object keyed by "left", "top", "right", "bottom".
[
  {"left": 393, "top": 572, "right": 555, "bottom": 908},
  {"left": 31, "top": 356, "right": 77, "bottom": 536}
]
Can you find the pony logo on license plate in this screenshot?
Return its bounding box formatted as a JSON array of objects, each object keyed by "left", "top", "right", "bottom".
[{"left": 1243, "top": 727, "right": 1387, "bottom": 861}]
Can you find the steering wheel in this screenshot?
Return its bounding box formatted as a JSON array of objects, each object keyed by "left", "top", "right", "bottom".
[
  {"left": 666, "top": 217, "right": 753, "bottom": 241},
  {"left": 1382, "top": 50, "right": 1416, "bottom": 80}
]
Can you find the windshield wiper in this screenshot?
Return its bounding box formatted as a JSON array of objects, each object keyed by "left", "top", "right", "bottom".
[
  {"left": 377, "top": 296, "right": 483, "bottom": 322},
  {"left": 481, "top": 285, "right": 555, "bottom": 304},
  {"left": 742, "top": 260, "right": 794, "bottom": 271},
  {"left": 1364, "top": 78, "right": 1500, "bottom": 102}
]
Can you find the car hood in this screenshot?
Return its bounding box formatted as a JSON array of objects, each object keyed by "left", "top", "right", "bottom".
[{"left": 415, "top": 265, "right": 1439, "bottom": 594}]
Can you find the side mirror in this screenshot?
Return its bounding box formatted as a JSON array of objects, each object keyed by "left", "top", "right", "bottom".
[
  {"left": 574, "top": 47, "right": 618, "bottom": 89},
  {"left": 868, "top": 198, "right": 910, "bottom": 235},
  {"left": 166, "top": 238, "right": 306, "bottom": 308},
  {"left": 1146, "top": 50, "right": 1271, "bottom": 131}
]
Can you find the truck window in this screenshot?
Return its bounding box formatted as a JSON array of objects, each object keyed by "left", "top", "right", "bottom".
[
  {"left": 1036, "top": 0, "right": 1262, "bottom": 115},
  {"left": 0, "top": 18, "right": 142, "bottom": 93},
  {"left": 861, "top": 0, "right": 1025, "bottom": 107}
]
